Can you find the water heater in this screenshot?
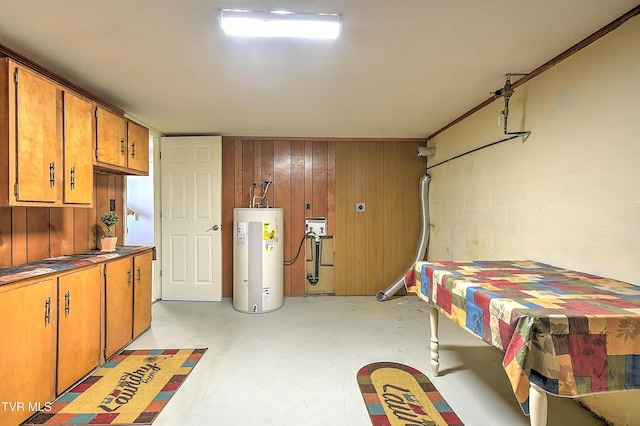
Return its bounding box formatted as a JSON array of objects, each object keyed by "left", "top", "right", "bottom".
[{"left": 233, "top": 208, "right": 284, "bottom": 313}]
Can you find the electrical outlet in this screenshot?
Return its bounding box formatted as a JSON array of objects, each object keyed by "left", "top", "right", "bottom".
[
  {"left": 110, "top": 199, "right": 116, "bottom": 212},
  {"left": 305, "top": 217, "right": 327, "bottom": 236}
]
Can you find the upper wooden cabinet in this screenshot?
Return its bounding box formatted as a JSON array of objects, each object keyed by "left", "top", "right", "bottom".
[
  {"left": 95, "top": 106, "right": 149, "bottom": 176},
  {"left": 0, "top": 59, "right": 60, "bottom": 205},
  {"left": 0, "top": 58, "right": 95, "bottom": 207},
  {"left": 127, "top": 120, "right": 149, "bottom": 174},
  {"left": 95, "top": 105, "right": 127, "bottom": 169},
  {"left": 63, "top": 90, "right": 94, "bottom": 205}
]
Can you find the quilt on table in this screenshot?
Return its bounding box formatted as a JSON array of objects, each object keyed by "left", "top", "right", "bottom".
[{"left": 409, "top": 260, "right": 640, "bottom": 414}]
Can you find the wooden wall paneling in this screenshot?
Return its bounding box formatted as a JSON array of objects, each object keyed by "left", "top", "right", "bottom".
[
  {"left": 74, "top": 207, "right": 90, "bottom": 253},
  {"left": 304, "top": 141, "right": 313, "bottom": 216},
  {"left": 290, "top": 142, "right": 306, "bottom": 296},
  {"left": 382, "top": 143, "right": 399, "bottom": 289},
  {"left": 93, "top": 173, "right": 110, "bottom": 247},
  {"left": 312, "top": 141, "right": 328, "bottom": 217},
  {"left": 221, "top": 138, "right": 235, "bottom": 298},
  {"left": 252, "top": 141, "right": 262, "bottom": 206},
  {"left": 273, "top": 140, "right": 292, "bottom": 295},
  {"left": 344, "top": 143, "right": 356, "bottom": 295},
  {"left": 365, "top": 142, "right": 384, "bottom": 294},
  {"left": 242, "top": 141, "right": 254, "bottom": 208},
  {"left": 333, "top": 142, "right": 347, "bottom": 295},
  {"left": 353, "top": 142, "right": 368, "bottom": 295},
  {"left": 11, "top": 207, "right": 27, "bottom": 264},
  {"left": 0, "top": 208, "right": 11, "bottom": 267},
  {"left": 27, "top": 207, "right": 50, "bottom": 261},
  {"left": 233, "top": 139, "right": 244, "bottom": 207},
  {"left": 327, "top": 141, "right": 336, "bottom": 236},
  {"left": 260, "top": 140, "right": 274, "bottom": 207},
  {"left": 49, "top": 207, "right": 73, "bottom": 257}
]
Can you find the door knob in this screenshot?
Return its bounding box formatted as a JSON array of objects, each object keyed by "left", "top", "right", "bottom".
[{"left": 206, "top": 225, "right": 220, "bottom": 232}]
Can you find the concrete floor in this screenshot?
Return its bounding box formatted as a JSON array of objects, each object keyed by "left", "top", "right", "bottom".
[{"left": 128, "top": 295, "right": 606, "bottom": 426}]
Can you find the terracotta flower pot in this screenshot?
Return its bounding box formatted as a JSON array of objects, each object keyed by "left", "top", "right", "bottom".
[{"left": 100, "top": 236, "right": 118, "bottom": 252}]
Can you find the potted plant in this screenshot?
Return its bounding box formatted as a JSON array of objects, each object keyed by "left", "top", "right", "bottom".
[{"left": 100, "top": 211, "right": 120, "bottom": 251}]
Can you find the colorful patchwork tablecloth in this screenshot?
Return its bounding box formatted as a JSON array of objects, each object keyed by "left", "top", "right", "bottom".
[{"left": 409, "top": 260, "right": 640, "bottom": 415}]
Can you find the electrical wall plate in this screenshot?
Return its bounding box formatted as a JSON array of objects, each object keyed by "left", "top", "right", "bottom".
[{"left": 305, "top": 217, "right": 327, "bottom": 236}]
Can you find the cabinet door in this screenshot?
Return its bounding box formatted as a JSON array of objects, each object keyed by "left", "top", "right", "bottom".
[
  {"left": 14, "top": 64, "right": 59, "bottom": 203},
  {"left": 63, "top": 91, "right": 94, "bottom": 205},
  {"left": 0, "top": 279, "right": 56, "bottom": 426},
  {"left": 104, "top": 257, "right": 133, "bottom": 359},
  {"left": 127, "top": 121, "right": 149, "bottom": 174},
  {"left": 133, "top": 251, "right": 153, "bottom": 338},
  {"left": 57, "top": 266, "right": 102, "bottom": 394},
  {"left": 95, "top": 106, "right": 127, "bottom": 168}
]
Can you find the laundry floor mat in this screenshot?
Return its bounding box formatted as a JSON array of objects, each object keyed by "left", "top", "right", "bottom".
[
  {"left": 23, "top": 348, "right": 207, "bottom": 425},
  {"left": 357, "top": 362, "right": 464, "bottom": 426}
]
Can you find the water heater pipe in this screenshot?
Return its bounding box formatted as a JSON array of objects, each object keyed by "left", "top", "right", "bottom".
[{"left": 376, "top": 173, "right": 431, "bottom": 301}]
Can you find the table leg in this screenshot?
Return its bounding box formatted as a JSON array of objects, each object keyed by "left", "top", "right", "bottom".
[
  {"left": 429, "top": 305, "right": 440, "bottom": 376},
  {"left": 529, "top": 384, "right": 548, "bottom": 426}
]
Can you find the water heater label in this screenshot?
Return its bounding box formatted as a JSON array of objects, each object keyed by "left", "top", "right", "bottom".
[
  {"left": 263, "top": 223, "right": 276, "bottom": 240},
  {"left": 263, "top": 222, "right": 276, "bottom": 252},
  {"left": 236, "top": 222, "right": 247, "bottom": 246}
]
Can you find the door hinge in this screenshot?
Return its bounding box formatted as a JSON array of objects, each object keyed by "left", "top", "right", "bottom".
[
  {"left": 14, "top": 183, "right": 19, "bottom": 197},
  {"left": 13, "top": 68, "right": 18, "bottom": 84},
  {"left": 94, "top": 107, "right": 98, "bottom": 118}
]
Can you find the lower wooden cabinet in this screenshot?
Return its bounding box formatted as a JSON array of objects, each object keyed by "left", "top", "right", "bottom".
[
  {"left": 0, "top": 248, "right": 153, "bottom": 426},
  {"left": 0, "top": 278, "right": 57, "bottom": 426},
  {"left": 104, "top": 256, "right": 134, "bottom": 359},
  {"left": 133, "top": 251, "right": 153, "bottom": 338},
  {"left": 57, "top": 265, "right": 102, "bottom": 394}
]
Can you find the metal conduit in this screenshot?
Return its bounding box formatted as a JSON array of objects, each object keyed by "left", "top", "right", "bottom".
[{"left": 376, "top": 173, "right": 431, "bottom": 301}]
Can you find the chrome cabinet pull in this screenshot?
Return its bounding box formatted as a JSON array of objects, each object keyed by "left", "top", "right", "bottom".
[
  {"left": 131, "top": 142, "right": 136, "bottom": 158},
  {"left": 70, "top": 166, "right": 75, "bottom": 190},
  {"left": 49, "top": 162, "right": 55, "bottom": 187},
  {"left": 64, "top": 290, "right": 71, "bottom": 316},
  {"left": 120, "top": 138, "right": 125, "bottom": 155},
  {"left": 44, "top": 297, "right": 51, "bottom": 325}
]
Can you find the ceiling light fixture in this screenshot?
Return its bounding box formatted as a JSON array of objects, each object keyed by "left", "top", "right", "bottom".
[{"left": 218, "top": 8, "right": 341, "bottom": 39}]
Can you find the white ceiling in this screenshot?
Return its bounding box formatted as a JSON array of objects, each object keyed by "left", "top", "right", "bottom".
[{"left": 0, "top": 1, "right": 637, "bottom": 138}]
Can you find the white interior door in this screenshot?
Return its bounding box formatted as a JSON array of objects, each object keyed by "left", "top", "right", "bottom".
[{"left": 160, "top": 136, "right": 222, "bottom": 301}]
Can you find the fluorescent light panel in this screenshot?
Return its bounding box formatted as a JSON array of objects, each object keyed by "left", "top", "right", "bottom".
[{"left": 219, "top": 9, "right": 341, "bottom": 39}]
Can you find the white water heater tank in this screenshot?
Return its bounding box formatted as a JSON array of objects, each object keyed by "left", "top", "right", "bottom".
[{"left": 233, "top": 208, "right": 284, "bottom": 313}]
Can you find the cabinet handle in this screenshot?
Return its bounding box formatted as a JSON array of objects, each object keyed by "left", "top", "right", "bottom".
[
  {"left": 64, "top": 290, "right": 70, "bottom": 316},
  {"left": 49, "top": 162, "right": 55, "bottom": 187},
  {"left": 137, "top": 266, "right": 141, "bottom": 283},
  {"left": 44, "top": 297, "right": 51, "bottom": 326},
  {"left": 131, "top": 142, "right": 136, "bottom": 159},
  {"left": 70, "top": 166, "right": 75, "bottom": 190},
  {"left": 127, "top": 269, "right": 131, "bottom": 287},
  {"left": 120, "top": 138, "right": 125, "bottom": 155}
]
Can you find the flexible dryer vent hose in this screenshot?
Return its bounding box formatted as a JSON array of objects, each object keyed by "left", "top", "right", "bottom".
[{"left": 376, "top": 173, "right": 431, "bottom": 301}]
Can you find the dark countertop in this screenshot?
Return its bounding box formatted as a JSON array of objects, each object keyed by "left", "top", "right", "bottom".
[{"left": 0, "top": 246, "right": 154, "bottom": 285}]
